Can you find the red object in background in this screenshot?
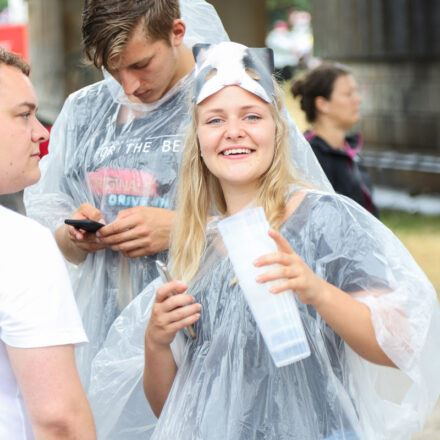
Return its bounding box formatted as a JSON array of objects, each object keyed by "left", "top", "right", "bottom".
[
  {"left": 40, "top": 125, "right": 51, "bottom": 158},
  {"left": 0, "top": 23, "right": 28, "bottom": 60},
  {"left": 0, "top": 23, "right": 50, "bottom": 157}
]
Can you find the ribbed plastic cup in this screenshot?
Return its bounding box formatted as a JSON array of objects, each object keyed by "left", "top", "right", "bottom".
[{"left": 218, "top": 206, "right": 310, "bottom": 367}]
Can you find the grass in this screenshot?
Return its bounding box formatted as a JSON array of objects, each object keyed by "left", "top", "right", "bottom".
[
  {"left": 381, "top": 210, "right": 440, "bottom": 294},
  {"left": 381, "top": 210, "right": 440, "bottom": 232}
]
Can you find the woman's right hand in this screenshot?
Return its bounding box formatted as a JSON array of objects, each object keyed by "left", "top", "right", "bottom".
[
  {"left": 145, "top": 281, "right": 201, "bottom": 350},
  {"left": 143, "top": 281, "right": 199, "bottom": 417}
]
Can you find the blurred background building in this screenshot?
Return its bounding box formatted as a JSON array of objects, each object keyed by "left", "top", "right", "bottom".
[
  {"left": 312, "top": 0, "right": 440, "bottom": 207},
  {"left": 1, "top": 0, "right": 439, "bottom": 212}
]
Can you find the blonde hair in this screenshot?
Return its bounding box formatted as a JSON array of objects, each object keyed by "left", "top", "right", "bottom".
[{"left": 170, "top": 81, "right": 299, "bottom": 282}]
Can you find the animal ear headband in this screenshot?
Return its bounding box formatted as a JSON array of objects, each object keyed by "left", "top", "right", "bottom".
[{"left": 192, "top": 42, "right": 275, "bottom": 104}]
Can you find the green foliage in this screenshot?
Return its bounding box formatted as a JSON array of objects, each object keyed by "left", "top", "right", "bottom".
[
  {"left": 266, "top": 0, "right": 311, "bottom": 27},
  {"left": 266, "top": 0, "right": 311, "bottom": 13},
  {"left": 0, "top": 0, "right": 8, "bottom": 13}
]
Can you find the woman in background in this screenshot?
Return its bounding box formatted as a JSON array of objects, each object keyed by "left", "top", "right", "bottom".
[{"left": 291, "top": 63, "right": 379, "bottom": 217}]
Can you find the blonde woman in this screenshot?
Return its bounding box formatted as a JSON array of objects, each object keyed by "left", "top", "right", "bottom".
[{"left": 89, "top": 43, "right": 440, "bottom": 440}]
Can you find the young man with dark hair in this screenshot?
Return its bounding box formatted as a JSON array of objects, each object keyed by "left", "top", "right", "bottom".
[
  {"left": 82, "top": 0, "right": 193, "bottom": 106},
  {"left": 24, "top": 0, "right": 227, "bottom": 389},
  {"left": 82, "top": 0, "right": 182, "bottom": 73},
  {"left": 0, "top": 48, "right": 96, "bottom": 440}
]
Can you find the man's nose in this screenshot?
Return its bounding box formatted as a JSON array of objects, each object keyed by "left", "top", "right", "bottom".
[
  {"left": 119, "top": 69, "right": 141, "bottom": 96},
  {"left": 32, "top": 119, "right": 49, "bottom": 144}
]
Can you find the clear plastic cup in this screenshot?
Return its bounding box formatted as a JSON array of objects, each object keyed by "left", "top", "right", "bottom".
[{"left": 218, "top": 206, "right": 310, "bottom": 367}]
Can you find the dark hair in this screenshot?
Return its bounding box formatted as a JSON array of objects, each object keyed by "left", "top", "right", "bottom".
[
  {"left": 291, "top": 62, "right": 351, "bottom": 123},
  {"left": 82, "top": 0, "right": 181, "bottom": 70},
  {"left": 0, "top": 47, "right": 30, "bottom": 76}
]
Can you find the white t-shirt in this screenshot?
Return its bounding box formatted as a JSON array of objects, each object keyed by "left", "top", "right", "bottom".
[{"left": 0, "top": 206, "right": 87, "bottom": 439}]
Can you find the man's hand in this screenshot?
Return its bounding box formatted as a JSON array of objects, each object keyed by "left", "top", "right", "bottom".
[
  {"left": 55, "top": 203, "right": 107, "bottom": 264},
  {"left": 97, "top": 206, "right": 176, "bottom": 258},
  {"left": 67, "top": 202, "right": 106, "bottom": 242}
]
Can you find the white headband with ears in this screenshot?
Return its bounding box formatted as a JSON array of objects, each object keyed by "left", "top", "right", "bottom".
[{"left": 192, "top": 42, "right": 275, "bottom": 104}]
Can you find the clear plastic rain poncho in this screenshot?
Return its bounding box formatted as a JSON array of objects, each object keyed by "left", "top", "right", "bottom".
[
  {"left": 23, "top": 0, "right": 228, "bottom": 390},
  {"left": 87, "top": 47, "right": 440, "bottom": 440},
  {"left": 89, "top": 189, "right": 440, "bottom": 440}
]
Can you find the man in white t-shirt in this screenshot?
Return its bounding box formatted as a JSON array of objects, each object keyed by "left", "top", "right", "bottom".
[{"left": 0, "top": 48, "right": 96, "bottom": 439}]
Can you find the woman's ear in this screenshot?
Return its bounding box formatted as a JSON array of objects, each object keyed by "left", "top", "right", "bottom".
[{"left": 314, "top": 96, "right": 329, "bottom": 115}]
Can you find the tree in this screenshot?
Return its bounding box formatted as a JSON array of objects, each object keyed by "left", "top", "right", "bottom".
[
  {"left": 0, "top": 0, "right": 8, "bottom": 13},
  {"left": 266, "top": 0, "right": 311, "bottom": 13},
  {"left": 266, "top": 0, "right": 311, "bottom": 27}
]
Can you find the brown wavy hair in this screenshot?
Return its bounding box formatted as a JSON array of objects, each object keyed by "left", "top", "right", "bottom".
[
  {"left": 291, "top": 62, "right": 351, "bottom": 123},
  {"left": 0, "top": 47, "right": 30, "bottom": 76}
]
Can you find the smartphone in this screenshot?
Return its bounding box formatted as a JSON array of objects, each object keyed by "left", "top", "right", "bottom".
[
  {"left": 64, "top": 219, "right": 105, "bottom": 233},
  {"left": 156, "top": 260, "right": 196, "bottom": 339}
]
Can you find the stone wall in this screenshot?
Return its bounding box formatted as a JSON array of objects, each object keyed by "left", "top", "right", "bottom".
[
  {"left": 312, "top": 0, "right": 440, "bottom": 60},
  {"left": 207, "top": 0, "right": 267, "bottom": 46},
  {"left": 352, "top": 61, "right": 440, "bottom": 154},
  {"left": 312, "top": 0, "right": 440, "bottom": 193},
  {"left": 27, "top": 0, "right": 101, "bottom": 124}
]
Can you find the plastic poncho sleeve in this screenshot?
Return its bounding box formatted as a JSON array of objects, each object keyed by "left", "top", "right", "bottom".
[{"left": 292, "top": 193, "right": 440, "bottom": 439}]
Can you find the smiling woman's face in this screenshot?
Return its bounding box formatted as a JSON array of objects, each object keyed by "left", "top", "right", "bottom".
[{"left": 197, "top": 85, "right": 276, "bottom": 196}]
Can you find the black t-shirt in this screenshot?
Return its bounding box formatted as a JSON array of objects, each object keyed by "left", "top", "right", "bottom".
[{"left": 60, "top": 80, "right": 190, "bottom": 222}]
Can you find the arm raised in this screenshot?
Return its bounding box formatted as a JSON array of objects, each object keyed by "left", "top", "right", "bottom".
[
  {"left": 143, "top": 281, "right": 200, "bottom": 417},
  {"left": 255, "top": 229, "right": 396, "bottom": 368}
]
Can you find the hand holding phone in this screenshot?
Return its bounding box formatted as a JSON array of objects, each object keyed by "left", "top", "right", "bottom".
[
  {"left": 64, "top": 219, "right": 105, "bottom": 233},
  {"left": 156, "top": 260, "right": 196, "bottom": 339}
]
